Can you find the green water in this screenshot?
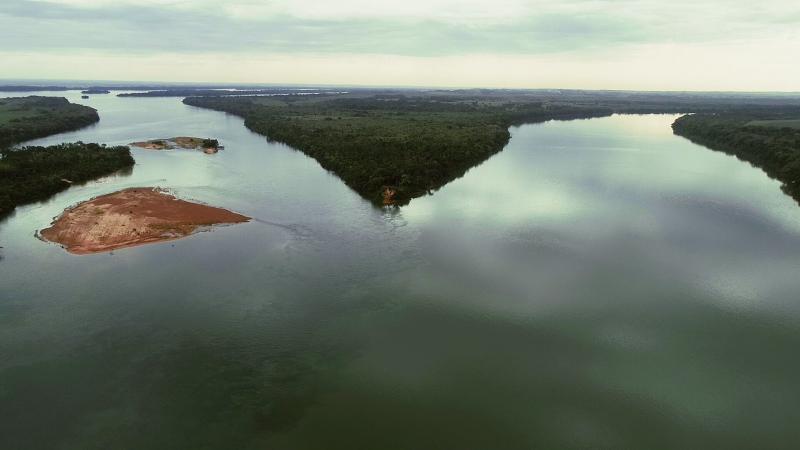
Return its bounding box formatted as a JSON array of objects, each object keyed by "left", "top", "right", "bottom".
[{"left": 2, "top": 92, "right": 800, "bottom": 449}]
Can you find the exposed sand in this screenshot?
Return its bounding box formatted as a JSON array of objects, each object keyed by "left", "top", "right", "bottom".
[
  {"left": 40, "top": 188, "right": 249, "bottom": 254},
  {"left": 130, "top": 137, "right": 219, "bottom": 153},
  {"left": 130, "top": 140, "right": 169, "bottom": 150}
]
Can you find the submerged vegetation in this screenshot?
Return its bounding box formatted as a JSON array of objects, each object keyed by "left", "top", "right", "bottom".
[
  {"left": 673, "top": 113, "right": 800, "bottom": 202},
  {"left": 184, "top": 94, "right": 612, "bottom": 204},
  {"left": 0, "top": 96, "right": 99, "bottom": 147},
  {"left": 0, "top": 142, "right": 134, "bottom": 216}
]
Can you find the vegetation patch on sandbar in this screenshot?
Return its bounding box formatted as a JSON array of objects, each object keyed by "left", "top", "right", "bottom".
[{"left": 131, "top": 137, "right": 221, "bottom": 154}]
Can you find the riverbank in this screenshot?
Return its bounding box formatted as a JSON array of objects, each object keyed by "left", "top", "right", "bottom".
[
  {"left": 672, "top": 113, "right": 800, "bottom": 204},
  {"left": 40, "top": 187, "right": 249, "bottom": 254}
]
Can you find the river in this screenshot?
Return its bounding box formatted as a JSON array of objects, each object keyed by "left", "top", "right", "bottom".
[{"left": 2, "top": 91, "right": 800, "bottom": 449}]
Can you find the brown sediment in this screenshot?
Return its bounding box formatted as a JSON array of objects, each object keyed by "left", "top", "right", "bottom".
[
  {"left": 40, "top": 187, "right": 249, "bottom": 254},
  {"left": 382, "top": 186, "right": 397, "bottom": 206},
  {"left": 130, "top": 137, "right": 219, "bottom": 153},
  {"left": 173, "top": 136, "right": 204, "bottom": 148},
  {"left": 130, "top": 140, "right": 169, "bottom": 150}
]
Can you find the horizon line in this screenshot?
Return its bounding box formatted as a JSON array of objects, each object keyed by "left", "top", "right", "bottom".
[{"left": 2, "top": 78, "right": 800, "bottom": 96}]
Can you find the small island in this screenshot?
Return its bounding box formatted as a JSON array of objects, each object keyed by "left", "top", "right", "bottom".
[
  {"left": 81, "top": 89, "right": 111, "bottom": 94},
  {"left": 131, "top": 137, "right": 222, "bottom": 154},
  {"left": 40, "top": 187, "right": 250, "bottom": 254}
]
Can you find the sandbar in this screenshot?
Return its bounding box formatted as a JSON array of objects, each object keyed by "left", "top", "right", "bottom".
[
  {"left": 131, "top": 137, "right": 221, "bottom": 154},
  {"left": 40, "top": 187, "right": 249, "bottom": 254}
]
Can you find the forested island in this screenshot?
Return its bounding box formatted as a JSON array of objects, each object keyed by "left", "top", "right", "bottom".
[
  {"left": 81, "top": 89, "right": 110, "bottom": 94},
  {"left": 0, "top": 143, "right": 134, "bottom": 216},
  {"left": 0, "top": 96, "right": 99, "bottom": 146},
  {"left": 673, "top": 113, "right": 800, "bottom": 202},
  {"left": 184, "top": 94, "right": 612, "bottom": 204}
]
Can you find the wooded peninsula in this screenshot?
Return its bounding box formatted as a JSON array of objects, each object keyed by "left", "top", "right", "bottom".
[
  {"left": 0, "top": 96, "right": 99, "bottom": 147},
  {"left": 184, "top": 94, "right": 612, "bottom": 204},
  {"left": 184, "top": 91, "right": 800, "bottom": 205}
]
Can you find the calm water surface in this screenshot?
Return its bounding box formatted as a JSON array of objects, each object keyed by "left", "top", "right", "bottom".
[{"left": 2, "top": 92, "right": 800, "bottom": 449}]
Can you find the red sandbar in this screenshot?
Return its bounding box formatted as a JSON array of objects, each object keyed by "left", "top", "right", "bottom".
[{"left": 40, "top": 187, "right": 249, "bottom": 254}]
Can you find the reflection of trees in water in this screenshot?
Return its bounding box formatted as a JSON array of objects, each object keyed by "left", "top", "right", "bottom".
[{"left": 673, "top": 112, "right": 800, "bottom": 206}]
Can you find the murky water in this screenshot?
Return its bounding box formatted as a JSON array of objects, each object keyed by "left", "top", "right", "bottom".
[{"left": 2, "top": 92, "right": 800, "bottom": 449}]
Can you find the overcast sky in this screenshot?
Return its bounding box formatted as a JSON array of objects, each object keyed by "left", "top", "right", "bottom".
[{"left": 1, "top": 0, "right": 799, "bottom": 90}]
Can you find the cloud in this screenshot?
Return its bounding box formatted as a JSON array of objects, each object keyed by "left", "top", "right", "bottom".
[
  {"left": 2, "top": 0, "right": 797, "bottom": 56},
  {"left": 1, "top": 0, "right": 799, "bottom": 89},
  {"left": 0, "top": 1, "right": 626, "bottom": 55}
]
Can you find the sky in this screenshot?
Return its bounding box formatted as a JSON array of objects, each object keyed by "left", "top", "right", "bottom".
[{"left": 1, "top": 0, "right": 799, "bottom": 91}]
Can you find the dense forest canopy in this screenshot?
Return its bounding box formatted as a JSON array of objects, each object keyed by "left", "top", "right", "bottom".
[
  {"left": 0, "top": 96, "right": 99, "bottom": 146},
  {"left": 0, "top": 142, "right": 134, "bottom": 216}
]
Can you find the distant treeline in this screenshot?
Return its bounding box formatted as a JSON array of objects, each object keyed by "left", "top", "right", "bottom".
[
  {"left": 0, "top": 86, "right": 73, "bottom": 92},
  {"left": 673, "top": 113, "right": 800, "bottom": 203},
  {"left": 0, "top": 84, "right": 339, "bottom": 93},
  {"left": 0, "top": 142, "right": 134, "bottom": 216},
  {"left": 119, "top": 89, "right": 335, "bottom": 98},
  {"left": 184, "top": 94, "right": 612, "bottom": 205},
  {"left": 0, "top": 96, "right": 99, "bottom": 146}
]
